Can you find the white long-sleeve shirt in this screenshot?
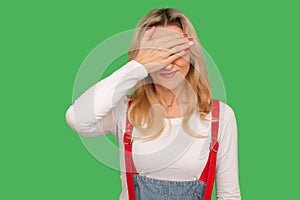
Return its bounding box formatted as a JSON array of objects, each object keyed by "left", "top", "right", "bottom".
[{"left": 65, "top": 60, "right": 242, "bottom": 200}]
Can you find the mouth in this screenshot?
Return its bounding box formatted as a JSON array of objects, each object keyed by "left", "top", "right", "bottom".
[{"left": 159, "top": 70, "right": 178, "bottom": 78}]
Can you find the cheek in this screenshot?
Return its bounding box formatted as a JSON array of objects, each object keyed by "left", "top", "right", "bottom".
[
  {"left": 172, "top": 54, "right": 190, "bottom": 67},
  {"left": 149, "top": 72, "right": 160, "bottom": 82}
]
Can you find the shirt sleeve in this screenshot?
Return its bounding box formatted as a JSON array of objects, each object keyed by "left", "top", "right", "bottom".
[
  {"left": 215, "top": 104, "right": 242, "bottom": 200},
  {"left": 65, "top": 60, "right": 148, "bottom": 137}
]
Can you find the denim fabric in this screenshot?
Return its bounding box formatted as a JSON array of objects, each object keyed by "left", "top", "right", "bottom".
[{"left": 132, "top": 174, "right": 206, "bottom": 200}]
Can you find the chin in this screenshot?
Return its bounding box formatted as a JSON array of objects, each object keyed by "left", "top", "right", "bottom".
[{"left": 152, "top": 73, "right": 187, "bottom": 91}]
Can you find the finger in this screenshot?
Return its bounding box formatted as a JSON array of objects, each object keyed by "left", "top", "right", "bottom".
[
  {"left": 162, "top": 37, "right": 193, "bottom": 50},
  {"left": 141, "top": 26, "right": 156, "bottom": 43},
  {"left": 165, "top": 49, "right": 189, "bottom": 64},
  {"left": 167, "top": 41, "right": 192, "bottom": 54},
  {"left": 158, "top": 38, "right": 192, "bottom": 58},
  {"left": 142, "top": 32, "right": 189, "bottom": 50}
]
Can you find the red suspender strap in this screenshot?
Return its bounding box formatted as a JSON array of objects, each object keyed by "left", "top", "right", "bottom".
[
  {"left": 199, "top": 99, "right": 220, "bottom": 200},
  {"left": 124, "top": 99, "right": 220, "bottom": 200},
  {"left": 123, "top": 99, "right": 138, "bottom": 200}
]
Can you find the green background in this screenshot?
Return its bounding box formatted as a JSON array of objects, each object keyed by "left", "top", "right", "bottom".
[{"left": 1, "top": 0, "right": 299, "bottom": 199}]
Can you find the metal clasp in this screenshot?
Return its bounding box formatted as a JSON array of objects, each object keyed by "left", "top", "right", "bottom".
[{"left": 123, "top": 130, "right": 133, "bottom": 145}]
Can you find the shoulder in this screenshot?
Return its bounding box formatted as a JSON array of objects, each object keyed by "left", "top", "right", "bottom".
[
  {"left": 217, "top": 100, "right": 237, "bottom": 124},
  {"left": 219, "top": 100, "right": 235, "bottom": 117},
  {"left": 215, "top": 100, "right": 239, "bottom": 153}
]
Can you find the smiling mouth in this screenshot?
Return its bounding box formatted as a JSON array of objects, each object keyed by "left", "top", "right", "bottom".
[{"left": 160, "top": 70, "right": 178, "bottom": 78}]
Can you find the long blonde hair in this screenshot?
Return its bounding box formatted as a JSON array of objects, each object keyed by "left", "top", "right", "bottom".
[{"left": 127, "top": 8, "right": 215, "bottom": 141}]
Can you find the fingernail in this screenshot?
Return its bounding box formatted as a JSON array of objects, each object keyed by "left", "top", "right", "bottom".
[
  {"left": 183, "top": 33, "right": 188, "bottom": 37},
  {"left": 188, "top": 41, "right": 194, "bottom": 46},
  {"left": 188, "top": 37, "right": 193, "bottom": 41},
  {"left": 184, "top": 48, "right": 189, "bottom": 52}
]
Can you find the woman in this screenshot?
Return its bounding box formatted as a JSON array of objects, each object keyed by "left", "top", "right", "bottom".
[{"left": 65, "top": 8, "right": 241, "bottom": 200}]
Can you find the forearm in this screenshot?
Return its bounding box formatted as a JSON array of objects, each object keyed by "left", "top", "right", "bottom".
[{"left": 65, "top": 60, "right": 148, "bottom": 136}]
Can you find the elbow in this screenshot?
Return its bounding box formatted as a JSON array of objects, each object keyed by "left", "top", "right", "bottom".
[
  {"left": 65, "top": 105, "right": 79, "bottom": 133},
  {"left": 65, "top": 105, "right": 98, "bottom": 136}
]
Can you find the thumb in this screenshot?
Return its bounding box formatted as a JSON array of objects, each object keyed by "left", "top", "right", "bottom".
[{"left": 141, "top": 26, "right": 156, "bottom": 42}]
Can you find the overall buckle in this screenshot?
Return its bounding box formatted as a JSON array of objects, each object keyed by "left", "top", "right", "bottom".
[{"left": 123, "top": 130, "right": 133, "bottom": 145}]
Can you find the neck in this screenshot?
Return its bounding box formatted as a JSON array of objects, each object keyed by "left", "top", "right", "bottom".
[{"left": 154, "top": 82, "right": 187, "bottom": 106}]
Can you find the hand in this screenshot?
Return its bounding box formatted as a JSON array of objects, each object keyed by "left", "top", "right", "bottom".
[{"left": 134, "top": 26, "right": 193, "bottom": 73}]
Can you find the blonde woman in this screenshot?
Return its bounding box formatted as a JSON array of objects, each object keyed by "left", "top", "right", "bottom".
[{"left": 65, "top": 8, "right": 241, "bottom": 200}]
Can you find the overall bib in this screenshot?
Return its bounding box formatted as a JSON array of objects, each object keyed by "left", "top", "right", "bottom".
[{"left": 123, "top": 100, "right": 220, "bottom": 200}]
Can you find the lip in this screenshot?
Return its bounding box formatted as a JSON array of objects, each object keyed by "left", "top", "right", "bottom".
[{"left": 160, "top": 70, "right": 178, "bottom": 78}]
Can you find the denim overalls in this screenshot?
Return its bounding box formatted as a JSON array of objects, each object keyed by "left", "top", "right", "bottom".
[{"left": 123, "top": 100, "right": 220, "bottom": 200}]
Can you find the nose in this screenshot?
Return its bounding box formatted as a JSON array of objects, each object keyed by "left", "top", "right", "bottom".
[
  {"left": 164, "top": 63, "right": 181, "bottom": 71},
  {"left": 165, "top": 63, "right": 174, "bottom": 70}
]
